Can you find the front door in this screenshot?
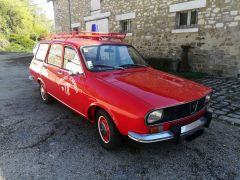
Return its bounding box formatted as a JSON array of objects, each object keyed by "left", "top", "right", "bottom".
[{"left": 57, "top": 46, "right": 86, "bottom": 113}]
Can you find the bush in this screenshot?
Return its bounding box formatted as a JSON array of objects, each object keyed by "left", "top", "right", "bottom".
[
  {"left": 7, "top": 34, "right": 35, "bottom": 52},
  {"left": 5, "top": 42, "right": 26, "bottom": 52},
  {"left": 0, "top": 33, "right": 9, "bottom": 51}
]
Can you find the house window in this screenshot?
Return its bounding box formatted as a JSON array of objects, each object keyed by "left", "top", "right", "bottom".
[
  {"left": 176, "top": 10, "right": 198, "bottom": 29},
  {"left": 120, "top": 19, "right": 132, "bottom": 33}
]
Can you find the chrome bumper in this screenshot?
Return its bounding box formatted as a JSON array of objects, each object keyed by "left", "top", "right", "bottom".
[{"left": 128, "top": 116, "right": 211, "bottom": 143}]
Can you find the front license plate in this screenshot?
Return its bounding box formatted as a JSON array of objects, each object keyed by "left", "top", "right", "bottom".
[{"left": 181, "top": 118, "right": 204, "bottom": 134}]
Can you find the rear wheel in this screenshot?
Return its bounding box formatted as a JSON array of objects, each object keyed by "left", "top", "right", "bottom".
[
  {"left": 96, "top": 110, "right": 122, "bottom": 149},
  {"left": 39, "top": 83, "right": 53, "bottom": 104}
]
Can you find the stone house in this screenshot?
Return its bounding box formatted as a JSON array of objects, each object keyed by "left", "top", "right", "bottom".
[{"left": 50, "top": 0, "right": 240, "bottom": 77}]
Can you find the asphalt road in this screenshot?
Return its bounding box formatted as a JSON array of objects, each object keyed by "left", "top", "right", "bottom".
[{"left": 0, "top": 58, "right": 240, "bottom": 180}]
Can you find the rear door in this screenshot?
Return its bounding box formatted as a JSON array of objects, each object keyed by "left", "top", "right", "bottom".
[{"left": 41, "top": 43, "right": 64, "bottom": 98}]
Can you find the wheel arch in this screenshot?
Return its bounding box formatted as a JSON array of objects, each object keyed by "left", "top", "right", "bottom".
[
  {"left": 37, "top": 78, "right": 44, "bottom": 85},
  {"left": 87, "top": 103, "right": 120, "bottom": 130}
]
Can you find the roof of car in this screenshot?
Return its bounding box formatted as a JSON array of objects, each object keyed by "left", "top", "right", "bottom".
[
  {"left": 40, "top": 33, "right": 129, "bottom": 48},
  {"left": 40, "top": 39, "right": 128, "bottom": 48}
]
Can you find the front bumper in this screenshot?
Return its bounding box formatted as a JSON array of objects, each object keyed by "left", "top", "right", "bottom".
[{"left": 128, "top": 112, "right": 212, "bottom": 143}]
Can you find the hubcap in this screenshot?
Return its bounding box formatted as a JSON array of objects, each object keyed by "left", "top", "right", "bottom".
[
  {"left": 40, "top": 85, "right": 47, "bottom": 101},
  {"left": 98, "top": 116, "right": 110, "bottom": 143}
]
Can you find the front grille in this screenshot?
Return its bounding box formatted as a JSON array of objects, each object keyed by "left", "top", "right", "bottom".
[{"left": 159, "top": 97, "right": 206, "bottom": 124}]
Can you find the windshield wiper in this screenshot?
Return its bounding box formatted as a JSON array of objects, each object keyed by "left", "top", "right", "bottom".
[
  {"left": 120, "top": 64, "right": 148, "bottom": 68},
  {"left": 93, "top": 64, "right": 125, "bottom": 70}
]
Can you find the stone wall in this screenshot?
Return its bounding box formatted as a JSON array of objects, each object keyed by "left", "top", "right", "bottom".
[{"left": 52, "top": 0, "right": 240, "bottom": 77}]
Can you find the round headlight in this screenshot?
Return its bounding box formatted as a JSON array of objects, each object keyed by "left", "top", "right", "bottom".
[
  {"left": 146, "top": 110, "right": 164, "bottom": 125},
  {"left": 205, "top": 94, "right": 211, "bottom": 103}
]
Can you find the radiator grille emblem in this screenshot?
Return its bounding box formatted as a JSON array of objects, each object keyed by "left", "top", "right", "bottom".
[{"left": 190, "top": 101, "right": 198, "bottom": 114}]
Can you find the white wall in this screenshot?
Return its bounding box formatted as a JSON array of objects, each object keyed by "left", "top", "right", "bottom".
[{"left": 86, "top": 19, "right": 109, "bottom": 32}]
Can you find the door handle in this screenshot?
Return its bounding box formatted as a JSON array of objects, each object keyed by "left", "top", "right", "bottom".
[{"left": 57, "top": 70, "right": 63, "bottom": 75}]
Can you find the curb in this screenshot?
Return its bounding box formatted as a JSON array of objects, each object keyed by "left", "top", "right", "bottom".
[{"left": 0, "top": 54, "right": 33, "bottom": 60}]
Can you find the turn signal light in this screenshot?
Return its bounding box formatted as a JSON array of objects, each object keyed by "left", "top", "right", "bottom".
[{"left": 149, "top": 126, "right": 163, "bottom": 134}]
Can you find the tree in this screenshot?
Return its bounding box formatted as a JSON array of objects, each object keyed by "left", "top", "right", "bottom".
[{"left": 0, "top": 0, "right": 52, "bottom": 51}]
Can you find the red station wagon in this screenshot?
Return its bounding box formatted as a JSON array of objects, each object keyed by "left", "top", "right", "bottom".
[{"left": 29, "top": 32, "right": 212, "bottom": 149}]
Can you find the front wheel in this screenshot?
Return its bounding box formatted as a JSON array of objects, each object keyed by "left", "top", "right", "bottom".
[{"left": 96, "top": 110, "right": 122, "bottom": 149}]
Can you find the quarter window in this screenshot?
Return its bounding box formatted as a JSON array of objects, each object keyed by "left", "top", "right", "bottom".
[
  {"left": 35, "top": 44, "right": 49, "bottom": 61},
  {"left": 176, "top": 10, "right": 198, "bottom": 29},
  {"left": 47, "top": 44, "right": 63, "bottom": 67}
]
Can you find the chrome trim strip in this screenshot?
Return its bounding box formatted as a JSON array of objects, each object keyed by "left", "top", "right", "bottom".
[{"left": 128, "top": 117, "right": 207, "bottom": 143}]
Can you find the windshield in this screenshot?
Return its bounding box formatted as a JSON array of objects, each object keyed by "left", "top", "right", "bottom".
[{"left": 81, "top": 45, "right": 148, "bottom": 72}]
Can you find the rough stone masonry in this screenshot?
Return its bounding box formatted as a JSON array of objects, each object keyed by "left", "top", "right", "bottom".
[{"left": 51, "top": 0, "right": 240, "bottom": 77}]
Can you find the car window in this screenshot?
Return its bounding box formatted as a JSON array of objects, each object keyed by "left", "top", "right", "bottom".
[
  {"left": 47, "top": 44, "right": 62, "bottom": 67},
  {"left": 35, "top": 43, "right": 49, "bottom": 61},
  {"left": 82, "top": 45, "right": 148, "bottom": 71},
  {"left": 99, "top": 46, "right": 114, "bottom": 62},
  {"left": 63, "top": 46, "right": 83, "bottom": 74}
]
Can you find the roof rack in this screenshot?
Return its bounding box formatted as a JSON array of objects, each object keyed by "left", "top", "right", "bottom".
[{"left": 46, "top": 31, "right": 127, "bottom": 42}]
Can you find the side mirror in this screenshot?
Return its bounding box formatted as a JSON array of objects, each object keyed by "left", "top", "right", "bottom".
[
  {"left": 68, "top": 70, "right": 75, "bottom": 76},
  {"left": 67, "top": 62, "right": 84, "bottom": 76},
  {"left": 68, "top": 69, "right": 84, "bottom": 76}
]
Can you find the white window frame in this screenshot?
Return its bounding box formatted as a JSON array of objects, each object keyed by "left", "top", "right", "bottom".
[
  {"left": 170, "top": 0, "right": 206, "bottom": 33},
  {"left": 176, "top": 10, "right": 198, "bottom": 29},
  {"left": 170, "top": 0, "right": 206, "bottom": 13},
  {"left": 116, "top": 12, "right": 136, "bottom": 36}
]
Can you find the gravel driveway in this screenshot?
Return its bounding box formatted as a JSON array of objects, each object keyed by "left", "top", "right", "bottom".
[{"left": 0, "top": 58, "right": 239, "bottom": 180}]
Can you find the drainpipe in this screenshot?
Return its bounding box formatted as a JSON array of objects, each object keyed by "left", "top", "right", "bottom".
[{"left": 68, "top": 0, "right": 72, "bottom": 32}]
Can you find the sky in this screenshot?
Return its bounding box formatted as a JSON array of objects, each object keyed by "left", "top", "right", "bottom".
[{"left": 32, "top": 0, "right": 54, "bottom": 20}]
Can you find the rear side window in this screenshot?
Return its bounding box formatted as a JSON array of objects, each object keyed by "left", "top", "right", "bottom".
[
  {"left": 35, "top": 44, "right": 49, "bottom": 61},
  {"left": 47, "top": 44, "right": 63, "bottom": 67}
]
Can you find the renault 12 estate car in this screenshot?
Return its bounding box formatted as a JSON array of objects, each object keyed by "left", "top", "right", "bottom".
[{"left": 29, "top": 32, "right": 212, "bottom": 149}]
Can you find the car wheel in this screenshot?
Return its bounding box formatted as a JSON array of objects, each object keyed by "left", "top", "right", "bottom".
[
  {"left": 96, "top": 110, "right": 122, "bottom": 149},
  {"left": 40, "top": 83, "right": 53, "bottom": 104}
]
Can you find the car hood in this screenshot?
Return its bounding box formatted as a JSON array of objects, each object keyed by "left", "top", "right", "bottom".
[{"left": 94, "top": 68, "right": 211, "bottom": 108}]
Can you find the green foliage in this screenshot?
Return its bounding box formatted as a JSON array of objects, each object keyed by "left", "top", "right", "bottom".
[
  {"left": 0, "top": 0, "right": 52, "bottom": 52},
  {"left": 6, "top": 34, "right": 35, "bottom": 52}
]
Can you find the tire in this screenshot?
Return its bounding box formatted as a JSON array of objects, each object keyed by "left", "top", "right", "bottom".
[
  {"left": 39, "top": 83, "right": 54, "bottom": 104},
  {"left": 96, "top": 110, "right": 122, "bottom": 149}
]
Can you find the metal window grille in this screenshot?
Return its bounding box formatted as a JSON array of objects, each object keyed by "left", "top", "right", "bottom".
[{"left": 120, "top": 20, "right": 132, "bottom": 33}]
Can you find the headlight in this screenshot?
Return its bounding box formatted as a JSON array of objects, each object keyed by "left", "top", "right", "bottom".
[
  {"left": 205, "top": 94, "right": 211, "bottom": 104},
  {"left": 146, "top": 110, "right": 164, "bottom": 125}
]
